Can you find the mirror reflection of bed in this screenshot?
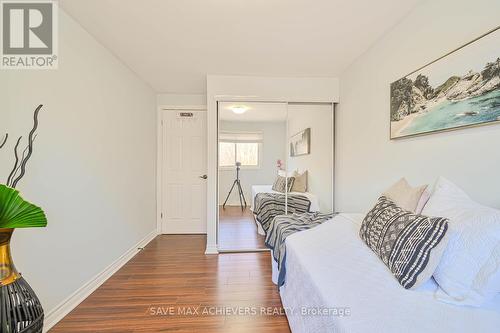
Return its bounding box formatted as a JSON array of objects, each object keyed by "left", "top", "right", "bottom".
[
  {"left": 218, "top": 102, "right": 288, "bottom": 250},
  {"left": 217, "top": 101, "right": 334, "bottom": 252}
]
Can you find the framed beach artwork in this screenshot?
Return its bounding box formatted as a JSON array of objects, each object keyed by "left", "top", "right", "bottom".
[
  {"left": 290, "top": 128, "right": 310, "bottom": 157},
  {"left": 390, "top": 26, "right": 500, "bottom": 139}
]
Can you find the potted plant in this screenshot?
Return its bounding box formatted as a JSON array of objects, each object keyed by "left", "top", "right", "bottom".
[{"left": 0, "top": 105, "right": 47, "bottom": 333}]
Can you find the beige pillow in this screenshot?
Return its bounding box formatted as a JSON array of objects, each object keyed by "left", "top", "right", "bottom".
[
  {"left": 382, "top": 178, "right": 427, "bottom": 213},
  {"left": 291, "top": 170, "right": 307, "bottom": 192}
]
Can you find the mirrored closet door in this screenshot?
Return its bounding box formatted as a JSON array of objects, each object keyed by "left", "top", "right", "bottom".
[
  {"left": 217, "top": 101, "right": 334, "bottom": 252},
  {"left": 218, "top": 102, "right": 288, "bottom": 251},
  {"left": 286, "top": 103, "right": 334, "bottom": 215}
]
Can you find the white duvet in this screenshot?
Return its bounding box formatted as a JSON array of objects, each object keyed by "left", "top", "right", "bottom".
[{"left": 280, "top": 213, "right": 500, "bottom": 333}]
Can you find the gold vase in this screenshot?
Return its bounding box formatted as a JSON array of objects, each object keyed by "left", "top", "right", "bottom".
[
  {"left": 0, "top": 228, "right": 44, "bottom": 332},
  {"left": 0, "top": 228, "right": 21, "bottom": 286}
]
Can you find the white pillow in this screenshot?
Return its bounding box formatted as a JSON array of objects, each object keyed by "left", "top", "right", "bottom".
[
  {"left": 422, "top": 177, "right": 500, "bottom": 306},
  {"left": 415, "top": 188, "right": 431, "bottom": 214}
]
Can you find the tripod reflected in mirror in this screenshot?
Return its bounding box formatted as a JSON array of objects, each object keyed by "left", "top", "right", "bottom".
[{"left": 222, "top": 161, "right": 247, "bottom": 211}]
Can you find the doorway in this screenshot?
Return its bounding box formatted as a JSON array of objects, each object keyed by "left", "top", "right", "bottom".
[{"left": 160, "top": 109, "right": 207, "bottom": 234}]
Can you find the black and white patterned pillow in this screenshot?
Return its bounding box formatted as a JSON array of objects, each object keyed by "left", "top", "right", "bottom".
[
  {"left": 359, "top": 196, "right": 449, "bottom": 289},
  {"left": 272, "top": 175, "right": 295, "bottom": 193}
]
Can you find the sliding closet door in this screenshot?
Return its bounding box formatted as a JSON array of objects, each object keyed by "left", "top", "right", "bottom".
[
  {"left": 286, "top": 103, "right": 334, "bottom": 213},
  {"left": 217, "top": 102, "right": 288, "bottom": 251}
]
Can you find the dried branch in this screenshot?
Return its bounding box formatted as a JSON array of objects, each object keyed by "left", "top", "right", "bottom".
[
  {"left": 11, "top": 104, "right": 43, "bottom": 188},
  {"left": 0, "top": 133, "right": 7, "bottom": 149},
  {"left": 6, "top": 136, "right": 22, "bottom": 187},
  {"left": 11, "top": 135, "right": 37, "bottom": 183}
]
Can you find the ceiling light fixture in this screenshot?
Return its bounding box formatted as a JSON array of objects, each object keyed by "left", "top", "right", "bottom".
[{"left": 231, "top": 106, "right": 248, "bottom": 114}]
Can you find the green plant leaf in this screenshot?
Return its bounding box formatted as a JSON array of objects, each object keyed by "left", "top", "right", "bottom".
[{"left": 0, "top": 184, "right": 47, "bottom": 228}]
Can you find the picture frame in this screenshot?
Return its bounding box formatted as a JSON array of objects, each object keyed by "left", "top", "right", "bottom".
[
  {"left": 390, "top": 26, "right": 500, "bottom": 140},
  {"left": 290, "top": 128, "right": 311, "bottom": 157}
]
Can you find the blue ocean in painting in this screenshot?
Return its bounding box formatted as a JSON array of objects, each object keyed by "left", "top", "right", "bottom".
[{"left": 402, "top": 89, "right": 500, "bottom": 135}]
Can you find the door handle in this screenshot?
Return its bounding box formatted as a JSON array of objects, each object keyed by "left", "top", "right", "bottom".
[{"left": 199, "top": 175, "right": 208, "bottom": 179}]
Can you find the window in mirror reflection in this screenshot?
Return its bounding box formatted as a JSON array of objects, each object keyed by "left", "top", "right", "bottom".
[
  {"left": 219, "top": 142, "right": 236, "bottom": 167},
  {"left": 219, "top": 131, "right": 261, "bottom": 168},
  {"left": 236, "top": 143, "right": 259, "bottom": 166},
  {"left": 219, "top": 142, "right": 259, "bottom": 167}
]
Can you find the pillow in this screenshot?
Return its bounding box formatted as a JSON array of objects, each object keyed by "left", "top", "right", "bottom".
[
  {"left": 415, "top": 188, "right": 431, "bottom": 214},
  {"left": 383, "top": 178, "right": 428, "bottom": 213},
  {"left": 290, "top": 170, "right": 307, "bottom": 192},
  {"left": 360, "top": 196, "right": 449, "bottom": 289},
  {"left": 272, "top": 175, "right": 295, "bottom": 193},
  {"left": 422, "top": 177, "right": 500, "bottom": 306}
]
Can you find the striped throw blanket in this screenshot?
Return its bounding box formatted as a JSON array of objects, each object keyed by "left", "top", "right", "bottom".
[
  {"left": 253, "top": 193, "right": 311, "bottom": 233},
  {"left": 265, "top": 212, "right": 335, "bottom": 286}
]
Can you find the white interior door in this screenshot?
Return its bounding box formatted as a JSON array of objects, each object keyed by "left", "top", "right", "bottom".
[{"left": 161, "top": 110, "right": 207, "bottom": 234}]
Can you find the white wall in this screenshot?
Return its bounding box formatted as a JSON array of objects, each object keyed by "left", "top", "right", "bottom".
[
  {"left": 287, "top": 104, "right": 333, "bottom": 212},
  {"left": 157, "top": 93, "right": 206, "bottom": 107},
  {"left": 206, "top": 75, "right": 340, "bottom": 253},
  {"left": 218, "top": 121, "right": 286, "bottom": 205},
  {"left": 336, "top": 0, "right": 500, "bottom": 213},
  {"left": 0, "top": 9, "right": 157, "bottom": 323}
]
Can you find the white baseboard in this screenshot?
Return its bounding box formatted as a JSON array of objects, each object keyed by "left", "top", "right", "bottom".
[
  {"left": 43, "top": 229, "right": 158, "bottom": 332},
  {"left": 204, "top": 244, "right": 219, "bottom": 255}
]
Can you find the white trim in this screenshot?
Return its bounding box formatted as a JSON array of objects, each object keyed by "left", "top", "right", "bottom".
[
  {"left": 332, "top": 103, "right": 336, "bottom": 213},
  {"left": 204, "top": 245, "right": 219, "bottom": 255},
  {"left": 43, "top": 230, "right": 158, "bottom": 332},
  {"left": 159, "top": 105, "right": 207, "bottom": 111},
  {"left": 156, "top": 108, "right": 163, "bottom": 234}
]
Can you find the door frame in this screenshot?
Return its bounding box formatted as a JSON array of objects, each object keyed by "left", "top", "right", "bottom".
[{"left": 157, "top": 105, "right": 207, "bottom": 235}]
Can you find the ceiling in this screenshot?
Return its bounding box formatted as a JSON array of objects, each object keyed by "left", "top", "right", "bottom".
[
  {"left": 219, "top": 102, "right": 287, "bottom": 122},
  {"left": 59, "top": 0, "right": 423, "bottom": 94}
]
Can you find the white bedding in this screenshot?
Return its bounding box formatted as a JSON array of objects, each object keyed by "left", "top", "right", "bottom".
[
  {"left": 280, "top": 213, "right": 500, "bottom": 333},
  {"left": 250, "top": 185, "right": 320, "bottom": 212}
]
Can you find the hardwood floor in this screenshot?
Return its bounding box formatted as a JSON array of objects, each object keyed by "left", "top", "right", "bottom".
[
  {"left": 50, "top": 235, "right": 290, "bottom": 333},
  {"left": 218, "top": 206, "right": 267, "bottom": 250}
]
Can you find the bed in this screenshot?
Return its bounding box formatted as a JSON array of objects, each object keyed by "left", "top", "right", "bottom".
[
  {"left": 251, "top": 185, "right": 320, "bottom": 235},
  {"left": 279, "top": 213, "right": 500, "bottom": 333},
  {"left": 251, "top": 185, "right": 320, "bottom": 212}
]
